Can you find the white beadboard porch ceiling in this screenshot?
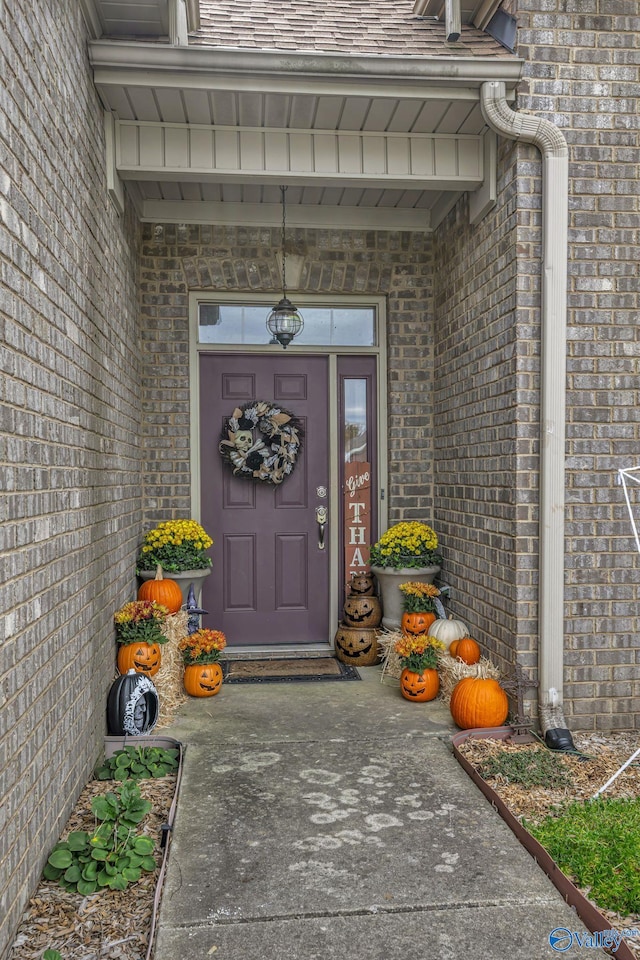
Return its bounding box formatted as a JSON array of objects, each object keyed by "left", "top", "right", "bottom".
[{"left": 90, "top": 34, "right": 522, "bottom": 230}]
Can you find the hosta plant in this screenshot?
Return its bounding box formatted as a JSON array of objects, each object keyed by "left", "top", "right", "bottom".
[
  {"left": 95, "top": 745, "right": 179, "bottom": 782},
  {"left": 43, "top": 781, "right": 156, "bottom": 894}
]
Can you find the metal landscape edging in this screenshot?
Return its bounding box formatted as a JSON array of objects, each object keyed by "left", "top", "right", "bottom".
[
  {"left": 104, "top": 734, "right": 185, "bottom": 960},
  {"left": 451, "top": 725, "right": 635, "bottom": 960}
]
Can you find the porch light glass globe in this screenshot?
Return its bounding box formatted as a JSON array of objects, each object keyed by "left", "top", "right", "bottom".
[{"left": 266, "top": 297, "right": 304, "bottom": 349}]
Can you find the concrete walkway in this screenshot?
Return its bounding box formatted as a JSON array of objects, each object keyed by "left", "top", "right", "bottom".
[{"left": 155, "top": 666, "right": 598, "bottom": 960}]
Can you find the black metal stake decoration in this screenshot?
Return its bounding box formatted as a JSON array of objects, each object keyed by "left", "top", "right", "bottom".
[
  {"left": 501, "top": 662, "right": 538, "bottom": 743},
  {"left": 185, "top": 583, "right": 207, "bottom": 634}
]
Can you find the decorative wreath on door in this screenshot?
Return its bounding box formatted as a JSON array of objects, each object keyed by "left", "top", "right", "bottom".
[{"left": 218, "top": 401, "right": 303, "bottom": 485}]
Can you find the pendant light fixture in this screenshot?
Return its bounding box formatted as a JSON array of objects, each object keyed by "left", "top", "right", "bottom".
[{"left": 266, "top": 186, "right": 304, "bottom": 349}]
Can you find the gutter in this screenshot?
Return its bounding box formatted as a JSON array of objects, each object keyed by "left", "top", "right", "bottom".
[
  {"left": 89, "top": 39, "right": 524, "bottom": 88},
  {"left": 480, "top": 81, "right": 572, "bottom": 748}
]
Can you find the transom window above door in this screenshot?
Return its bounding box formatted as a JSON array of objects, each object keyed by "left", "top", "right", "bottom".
[{"left": 197, "top": 303, "right": 377, "bottom": 347}]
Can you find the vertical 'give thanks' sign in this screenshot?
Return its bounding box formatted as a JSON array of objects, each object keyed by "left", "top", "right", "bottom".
[{"left": 344, "top": 461, "right": 371, "bottom": 577}]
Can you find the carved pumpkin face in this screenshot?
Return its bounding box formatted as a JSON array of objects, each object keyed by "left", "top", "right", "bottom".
[
  {"left": 401, "top": 612, "right": 437, "bottom": 636},
  {"left": 349, "top": 573, "right": 376, "bottom": 596},
  {"left": 184, "top": 662, "right": 223, "bottom": 697},
  {"left": 117, "top": 642, "right": 161, "bottom": 677},
  {"left": 334, "top": 626, "right": 378, "bottom": 666},
  {"left": 400, "top": 668, "right": 439, "bottom": 703},
  {"left": 343, "top": 596, "right": 381, "bottom": 628}
]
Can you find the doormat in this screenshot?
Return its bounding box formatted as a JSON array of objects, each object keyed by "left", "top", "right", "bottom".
[{"left": 222, "top": 657, "right": 361, "bottom": 684}]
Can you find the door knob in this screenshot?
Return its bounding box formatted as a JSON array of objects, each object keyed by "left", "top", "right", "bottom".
[{"left": 315, "top": 506, "right": 328, "bottom": 550}]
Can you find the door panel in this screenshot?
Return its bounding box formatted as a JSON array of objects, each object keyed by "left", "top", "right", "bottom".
[{"left": 200, "top": 353, "right": 330, "bottom": 646}]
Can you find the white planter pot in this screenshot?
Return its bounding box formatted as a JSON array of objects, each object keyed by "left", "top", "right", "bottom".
[{"left": 369, "top": 565, "right": 440, "bottom": 631}]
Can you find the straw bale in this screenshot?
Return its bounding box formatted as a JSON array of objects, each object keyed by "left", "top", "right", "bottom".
[
  {"left": 378, "top": 629, "right": 502, "bottom": 700},
  {"left": 437, "top": 653, "right": 502, "bottom": 703},
  {"left": 377, "top": 628, "right": 404, "bottom": 684},
  {"left": 155, "top": 610, "right": 189, "bottom": 726}
]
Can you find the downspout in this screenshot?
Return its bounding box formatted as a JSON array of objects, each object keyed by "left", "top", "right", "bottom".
[{"left": 480, "top": 81, "right": 574, "bottom": 750}]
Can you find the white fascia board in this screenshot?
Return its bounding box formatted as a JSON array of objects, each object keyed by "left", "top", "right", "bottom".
[
  {"left": 185, "top": 0, "right": 200, "bottom": 31},
  {"left": 104, "top": 110, "right": 125, "bottom": 214},
  {"left": 94, "top": 72, "right": 488, "bottom": 106},
  {"left": 472, "top": 0, "right": 504, "bottom": 31},
  {"left": 124, "top": 168, "right": 482, "bottom": 193},
  {"left": 115, "top": 121, "right": 483, "bottom": 191},
  {"left": 429, "top": 190, "right": 462, "bottom": 228},
  {"left": 414, "top": 0, "right": 502, "bottom": 28},
  {"left": 89, "top": 40, "right": 524, "bottom": 92},
  {"left": 79, "top": 0, "right": 103, "bottom": 38},
  {"left": 139, "top": 199, "right": 433, "bottom": 232},
  {"left": 468, "top": 128, "right": 496, "bottom": 224}
]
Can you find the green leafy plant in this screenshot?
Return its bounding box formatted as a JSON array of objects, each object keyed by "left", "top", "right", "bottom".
[
  {"left": 43, "top": 952, "right": 63, "bottom": 960},
  {"left": 479, "top": 748, "right": 572, "bottom": 789},
  {"left": 95, "top": 746, "right": 179, "bottom": 781},
  {"left": 43, "top": 781, "right": 156, "bottom": 894},
  {"left": 527, "top": 797, "right": 640, "bottom": 915}
]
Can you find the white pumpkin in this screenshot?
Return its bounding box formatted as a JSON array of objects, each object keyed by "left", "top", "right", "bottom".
[{"left": 429, "top": 616, "right": 469, "bottom": 646}]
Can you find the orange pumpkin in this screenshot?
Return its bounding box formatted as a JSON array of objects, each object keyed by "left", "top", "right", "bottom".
[
  {"left": 449, "top": 639, "right": 460, "bottom": 658},
  {"left": 401, "top": 611, "right": 437, "bottom": 636},
  {"left": 456, "top": 636, "right": 481, "bottom": 665},
  {"left": 137, "top": 564, "right": 183, "bottom": 614},
  {"left": 400, "top": 668, "right": 440, "bottom": 702},
  {"left": 117, "top": 642, "right": 162, "bottom": 677},
  {"left": 450, "top": 677, "right": 509, "bottom": 729},
  {"left": 183, "top": 662, "right": 223, "bottom": 697}
]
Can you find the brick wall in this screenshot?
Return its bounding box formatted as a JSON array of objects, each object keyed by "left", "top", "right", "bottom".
[
  {"left": 0, "top": 2, "right": 141, "bottom": 955},
  {"left": 432, "top": 142, "right": 529, "bottom": 683},
  {"left": 433, "top": 0, "right": 640, "bottom": 729},
  {"left": 517, "top": 0, "right": 640, "bottom": 730},
  {"left": 139, "top": 223, "right": 435, "bottom": 525}
]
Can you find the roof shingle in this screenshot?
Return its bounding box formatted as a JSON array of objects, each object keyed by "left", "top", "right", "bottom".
[{"left": 191, "top": 0, "right": 515, "bottom": 59}]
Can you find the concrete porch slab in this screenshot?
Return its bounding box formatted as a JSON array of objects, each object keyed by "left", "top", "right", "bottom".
[{"left": 156, "top": 667, "right": 599, "bottom": 960}]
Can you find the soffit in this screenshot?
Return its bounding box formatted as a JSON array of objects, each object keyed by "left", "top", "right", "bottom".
[{"left": 91, "top": 24, "right": 522, "bottom": 230}]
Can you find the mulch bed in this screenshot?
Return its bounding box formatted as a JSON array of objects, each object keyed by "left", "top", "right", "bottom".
[
  {"left": 457, "top": 730, "right": 640, "bottom": 958},
  {"left": 9, "top": 777, "right": 176, "bottom": 960}
]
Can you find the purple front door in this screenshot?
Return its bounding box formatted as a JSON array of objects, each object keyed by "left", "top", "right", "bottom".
[{"left": 199, "top": 353, "right": 330, "bottom": 646}]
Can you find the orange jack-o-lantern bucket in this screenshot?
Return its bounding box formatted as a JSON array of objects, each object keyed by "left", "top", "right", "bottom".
[
  {"left": 400, "top": 668, "right": 440, "bottom": 702},
  {"left": 117, "top": 641, "right": 162, "bottom": 677},
  {"left": 183, "top": 662, "right": 224, "bottom": 697},
  {"left": 401, "top": 612, "right": 437, "bottom": 636}
]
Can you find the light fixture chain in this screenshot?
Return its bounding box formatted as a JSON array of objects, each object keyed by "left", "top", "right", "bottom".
[{"left": 281, "top": 184, "right": 287, "bottom": 298}]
